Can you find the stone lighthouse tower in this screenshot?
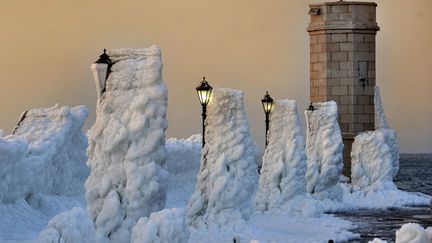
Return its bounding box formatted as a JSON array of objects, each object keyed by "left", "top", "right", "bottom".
[{"left": 307, "top": 1, "right": 380, "bottom": 176}]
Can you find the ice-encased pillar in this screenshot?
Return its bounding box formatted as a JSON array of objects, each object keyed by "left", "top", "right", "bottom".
[
  {"left": 307, "top": 1, "right": 380, "bottom": 176},
  {"left": 85, "top": 46, "right": 169, "bottom": 242},
  {"left": 305, "top": 101, "right": 343, "bottom": 200},
  {"left": 187, "top": 88, "right": 259, "bottom": 226},
  {"left": 256, "top": 100, "right": 306, "bottom": 211}
]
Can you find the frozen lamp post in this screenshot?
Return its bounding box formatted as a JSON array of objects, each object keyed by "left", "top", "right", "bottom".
[
  {"left": 196, "top": 77, "right": 213, "bottom": 148},
  {"left": 91, "top": 49, "right": 112, "bottom": 100},
  {"left": 261, "top": 91, "right": 274, "bottom": 147},
  {"left": 306, "top": 103, "right": 316, "bottom": 131}
]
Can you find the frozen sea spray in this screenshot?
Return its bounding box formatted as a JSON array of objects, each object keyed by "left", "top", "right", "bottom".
[
  {"left": 85, "top": 46, "right": 169, "bottom": 241},
  {"left": 187, "top": 88, "right": 259, "bottom": 226},
  {"left": 304, "top": 101, "right": 343, "bottom": 200},
  {"left": 0, "top": 104, "right": 88, "bottom": 203},
  {"left": 256, "top": 100, "right": 306, "bottom": 211}
]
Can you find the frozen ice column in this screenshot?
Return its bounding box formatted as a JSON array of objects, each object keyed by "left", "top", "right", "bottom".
[
  {"left": 374, "top": 86, "right": 389, "bottom": 130},
  {"left": 351, "top": 86, "right": 399, "bottom": 191},
  {"left": 305, "top": 101, "right": 344, "bottom": 200},
  {"left": 256, "top": 100, "right": 307, "bottom": 211},
  {"left": 0, "top": 104, "right": 89, "bottom": 203},
  {"left": 350, "top": 129, "right": 399, "bottom": 191},
  {"left": 85, "top": 46, "right": 169, "bottom": 242},
  {"left": 187, "top": 88, "right": 259, "bottom": 226}
]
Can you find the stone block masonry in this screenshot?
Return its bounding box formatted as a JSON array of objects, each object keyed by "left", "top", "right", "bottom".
[{"left": 308, "top": 1, "right": 379, "bottom": 176}]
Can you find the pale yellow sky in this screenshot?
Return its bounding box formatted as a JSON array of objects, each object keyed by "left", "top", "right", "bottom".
[{"left": 0, "top": 0, "right": 431, "bottom": 153}]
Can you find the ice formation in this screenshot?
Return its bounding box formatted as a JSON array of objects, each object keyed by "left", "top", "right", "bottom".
[
  {"left": 351, "top": 86, "right": 399, "bottom": 191},
  {"left": 375, "top": 86, "right": 389, "bottom": 129},
  {"left": 0, "top": 105, "right": 89, "bottom": 203},
  {"left": 368, "top": 223, "right": 432, "bottom": 243},
  {"left": 165, "top": 135, "right": 201, "bottom": 208},
  {"left": 37, "top": 207, "right": 100, "bottom": 243},
  {"left": 131, "top": 208, "right": 190, "bottom": 243},
  {"left": 255, "top": 100, "right": 306, "bottom": 211},
  {"left": 368, "top": 238, "right": 388, "bottom": 243},
  {"left": 304, "top": 101, "right": 343, "bottom": 200},
  {"left": 426, "top": 227, "right": 432, "bottom": 243},
  {"left": 351, "top": 129, "right": 400, "bottom": 191},
  {"left": 187, "top": 88, "right": 259, "bottom": 226},
  {"left": 396, "top": 223, "right": 429, "bottom": 243},
  {"left": 85, "top": 46, "right": 169, "bottom": 241}
]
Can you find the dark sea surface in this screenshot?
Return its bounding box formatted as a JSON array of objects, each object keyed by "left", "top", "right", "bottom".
[
  {"left": 394, "top": 154, "right": 432, "bottom": 195},
  {"left": 339, "top": 154, "right": 432, "bottom": 243}
]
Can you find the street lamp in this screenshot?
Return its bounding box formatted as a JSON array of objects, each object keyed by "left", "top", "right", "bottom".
[
  {"left": 196, "top": 77, "right": 213, "bottom": 148},
  {"left": 91, "top": 49, "right": 112, "bottom": 100},
  {"left": 261, "top": 91, "right": 274, "bottom": 147},
  {"left": 307, "top": 102, "right": 315, "bottom": 111}
]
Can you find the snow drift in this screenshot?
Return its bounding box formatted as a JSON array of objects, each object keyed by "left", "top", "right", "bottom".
[
  {"left": 37, "top": 207, "right": 99, "bottom": 243},
  {"left": 304, "top": 101, "right": 344, "bottom": 200},
  {"left": 0, "top": 104, "right": 89, "bottom": 203},
  {"left": 131, "top": 208, "right": 189, "bottom": 243},
  {"left": 187, "top": 88, "right": 259, "bottom": 226},
  {"left": 85, "top": 46, "right": 169, "bottom": 241},
  {"left": 256, "top": 100, "right": 306, "bottom": 211}
]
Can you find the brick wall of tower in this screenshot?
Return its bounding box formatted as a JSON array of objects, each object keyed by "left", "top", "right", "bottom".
[{"left": 308, "top": 1, "right": 379, "bottom": 176}]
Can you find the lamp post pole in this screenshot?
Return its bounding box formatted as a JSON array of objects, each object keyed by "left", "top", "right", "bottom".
[
  {"left": 265, "top": 112, "right": 270, "bottom": 146},
  {"left": 196, "top": 77, "right": 213, "bottom": 148},
  {"left": 201, "top": 103, "right": 207, "bottom": 147},
  {"left": 261, "top": 91, "right": 274, "bottom": 147}
]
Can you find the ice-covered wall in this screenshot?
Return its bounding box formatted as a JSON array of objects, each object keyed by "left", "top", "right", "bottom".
[
  {"left": 85, "top": 46, "right": 169, "bottom": 241},
  {"left": 375, "top": 86, "right": 389, "bottom": 130},
  {"left": 256, "top": 100, "right": 306, "bottom": 211},
  {"left": 304, "top": 101, "right": 343, "bottom": 200},
  {"left": 165, "top": 135, "right": 201, "bottom": 208},
  {"left": 351, "top": 129, "right": 400, "bottom": 191},
  {"left": 0, "top": 105, "right": 88, "bottom": 203},
  {"left": 37, "top": 207, "right": 100, "bottom": 243},
  {"left": 131, "top": 208, "right": 189, "bottom": 243},
  {"left": 187, "top": 88, "right": 259, "bottom": 226}
]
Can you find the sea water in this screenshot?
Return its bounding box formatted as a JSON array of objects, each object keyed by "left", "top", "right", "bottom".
[{"left": 342, "top": 154, "right": 432, "bottom": 242}]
